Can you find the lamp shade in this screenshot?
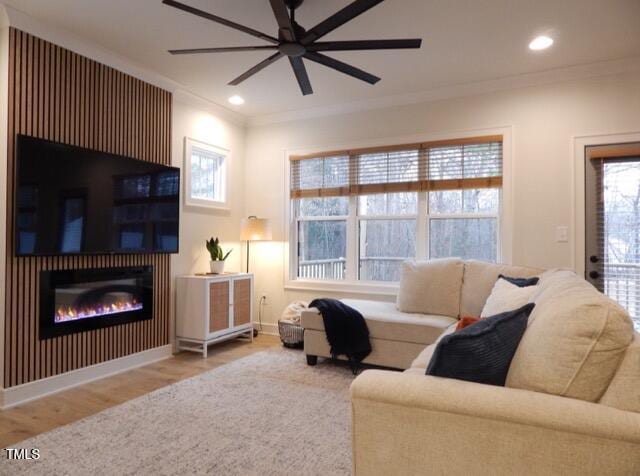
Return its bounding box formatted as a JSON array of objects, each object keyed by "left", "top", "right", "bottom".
[{"left": 240, "top": 217, "right": 272, "bottom": 241}]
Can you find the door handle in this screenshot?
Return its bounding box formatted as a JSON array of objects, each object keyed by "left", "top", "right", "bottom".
[
  {"left": 589, "top": 255, "right": 599, "bottom": 263},
  {"left": 589, "top": 271, "right": 600, "bottom": 279}
]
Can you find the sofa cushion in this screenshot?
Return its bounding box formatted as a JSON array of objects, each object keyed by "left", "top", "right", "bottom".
[
  {"left": 506, "top": 270, "right": 635, "bottom": 402},
  {"left": 460, "top": 260, "right": 542, "bottom": 318},
  {"left": 303, "top": 299, "right": 457, "bottom": 346},
  {"left": 600, "top": 333, "right": 640, "bottom": 413},
  {"left": 480, "top": 278, "right": 537, "bottom": 318},
  {"left": 402, "top": 367, "right": 426, "bottom": 376},
  {"left": 427, "top": 303, "right": 535, "bottom": 386},
  {"left": 409, "top": 323, "right": 458, "bottom": 370},
  {"left": 396, "top": 259, "right": 464, "bottom": 317}
]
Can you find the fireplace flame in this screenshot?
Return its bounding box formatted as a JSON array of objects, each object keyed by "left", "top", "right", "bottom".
[{"left": 55, "top": 299, "right": 142, "bottom": 323}]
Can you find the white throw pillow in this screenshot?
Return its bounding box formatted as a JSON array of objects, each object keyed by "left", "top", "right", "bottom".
[{"left": 480, "top": 278, "right": 536, "bottom": 318}]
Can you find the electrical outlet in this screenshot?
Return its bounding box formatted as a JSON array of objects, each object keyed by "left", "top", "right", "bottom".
[{"left": 260, "top": 293, "right": 268, "bottom": 305}]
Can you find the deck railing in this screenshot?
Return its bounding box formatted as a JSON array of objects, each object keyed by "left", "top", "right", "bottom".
[
  {"left": 298, "top": 257, "right": 406, "bottom": 282},
  {"left": 603, "top": 262, "right": 640, "bottom": 330},
  {"left": 298, "top": 258, "right": 347, "bottom": 280}
]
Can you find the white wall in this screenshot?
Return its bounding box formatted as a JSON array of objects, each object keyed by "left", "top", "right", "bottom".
[
  {"left": 171, "top": 94, "right": 246, "bottom": 276},
  {"left": 170, "top": 93, "right": 247, "bottom": 341},
  {"left": 244, "top": 71, "right": 640, "bottom": 330}
]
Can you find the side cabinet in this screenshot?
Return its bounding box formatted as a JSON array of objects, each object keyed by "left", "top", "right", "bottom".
[{"left": 176, "top": 273, "right": 254, "bottom": 357}]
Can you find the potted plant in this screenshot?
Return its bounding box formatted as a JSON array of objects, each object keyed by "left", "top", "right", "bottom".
[{"left": 206, "top": 237, "right": 232, "bottom": 274}]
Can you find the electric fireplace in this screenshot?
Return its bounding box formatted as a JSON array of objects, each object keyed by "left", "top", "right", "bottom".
[{"left": 39, "top": 266, "right": 153, "bottom": 339}]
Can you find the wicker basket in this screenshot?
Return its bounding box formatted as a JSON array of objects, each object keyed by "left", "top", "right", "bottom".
[{"left": 278, "top": 319, "right": 304, "bottom": 349}]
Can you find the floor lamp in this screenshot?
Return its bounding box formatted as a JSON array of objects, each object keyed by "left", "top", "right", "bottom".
[
  {"left": 240, "top": 216, "right": 272, "bottom": 336},
  {"left": 240, "top": 216, "right": 272, "bottom": 273}
]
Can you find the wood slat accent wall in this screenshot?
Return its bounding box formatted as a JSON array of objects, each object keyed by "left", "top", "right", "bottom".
[{"left": 3, "top": 29, "right": 172, "bottom": 388}]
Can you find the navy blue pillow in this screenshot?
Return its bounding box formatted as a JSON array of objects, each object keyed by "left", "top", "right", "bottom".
[
  {"left": 498, "top": 274, "right": 539, "bottom": 287},
  {"left": 426, "top": 303, "right": 535, "bottom": 386}
]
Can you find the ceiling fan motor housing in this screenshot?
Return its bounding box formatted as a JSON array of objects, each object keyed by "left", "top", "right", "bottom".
[
  {"left": 279, "top": 42, "right": 306, "bottom": 57},
  {"left": 284, "top": 0, "right": 304, "bottom": 10}
]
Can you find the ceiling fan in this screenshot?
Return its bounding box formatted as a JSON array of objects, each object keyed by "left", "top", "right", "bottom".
[{"left": 163, "top": 0, "right": 422, "bottom": 95}]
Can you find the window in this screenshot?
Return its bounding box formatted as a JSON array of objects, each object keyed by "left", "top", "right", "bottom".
[
  {"left": 294, "top": 158, "right": 349, "bottom": 280},
  {"left": 428, "top": 189, "right": 499, "bottom": 262},
  {"left": 184, "top": 138, "right": 229, "bottom": 209},
  {"left": 359, "top": 193, "right": 417, "bottom": 282},
  {"left": 290, "top": 136, "right": 503, "bottom": 283}
]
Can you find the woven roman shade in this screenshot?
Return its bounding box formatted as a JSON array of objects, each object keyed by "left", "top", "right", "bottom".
[{"left": 290, "top": 135, "right": 503, "bottom": 199}]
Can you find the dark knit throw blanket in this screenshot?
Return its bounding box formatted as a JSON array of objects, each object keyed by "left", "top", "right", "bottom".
[{"left": 309, "top": 298, "right": 371, "bottom": 374}]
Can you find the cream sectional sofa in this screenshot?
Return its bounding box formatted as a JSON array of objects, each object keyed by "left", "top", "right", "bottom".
[
  {"left": 351, "top": 268, "right": 640, "bottom": 475},
  {"left": 301, "top": 259, "right": 541, "bottom": 369}
]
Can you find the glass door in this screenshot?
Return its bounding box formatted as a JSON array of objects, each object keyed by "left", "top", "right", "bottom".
[{"left": 585, "top": 144, "right": 640, "bottom": 330}]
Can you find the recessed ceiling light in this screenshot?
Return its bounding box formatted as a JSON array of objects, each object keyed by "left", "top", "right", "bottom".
[
  {"left": 228, "top": 95, "right": 245, "bottom": 105},
  {"left": 529, "top": 35, "right": 554, "bottom": 51}
]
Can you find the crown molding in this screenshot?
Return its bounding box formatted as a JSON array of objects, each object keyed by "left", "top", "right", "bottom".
[
  {"left": 1, "top": 4, "right": 176, "bottom": 91},
  {"left": 0, "top": 3, "right": 246, "bottom": 127},
  {"left": 248, "top": 56, "right": 640, "bottom": 128}
]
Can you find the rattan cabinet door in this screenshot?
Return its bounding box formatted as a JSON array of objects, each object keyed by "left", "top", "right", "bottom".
[
  {"left": 233, "top": 278, "right": 251, "bottom": 326},
  {"left": 209, "top": 281, "right": 230, "bottom": 333}
]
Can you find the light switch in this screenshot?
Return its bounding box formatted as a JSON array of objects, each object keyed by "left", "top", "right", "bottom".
[{"left": 556, "top": 226, "right": 569, "bottom": 243}]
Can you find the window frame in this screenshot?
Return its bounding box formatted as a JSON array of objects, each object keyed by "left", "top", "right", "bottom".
[
  {"left": 184, "top": 137, "right": 230, "bottom": 210},
  {"left": 284, "top": 128, "right": 513, "bottom": 295}
]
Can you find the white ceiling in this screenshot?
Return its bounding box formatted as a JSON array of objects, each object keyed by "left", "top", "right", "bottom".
[{"left": 3, "top": 0, "right": 640, "bottom": 117}]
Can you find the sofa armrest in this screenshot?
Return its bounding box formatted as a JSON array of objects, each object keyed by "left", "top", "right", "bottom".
[
  {"left": 351, "top": 370, "right": 640, "bottom": 476},
  {"left": 300, "top": 308, "right": 321, "bottom": 328}
]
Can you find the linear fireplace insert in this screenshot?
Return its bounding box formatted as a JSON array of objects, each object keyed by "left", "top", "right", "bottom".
[{"left": 39, "top": 266, "right": 153, "bottom": 339}]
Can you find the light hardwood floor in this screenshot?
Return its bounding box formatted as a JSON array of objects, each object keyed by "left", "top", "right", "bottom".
[{"left": 0, "top": 334, "right": 282, "bottom": 449}]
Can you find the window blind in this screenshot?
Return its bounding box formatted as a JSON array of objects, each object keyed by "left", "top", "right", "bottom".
[{"left": 290, "top": 135, "right": 503, "bottom": 198}]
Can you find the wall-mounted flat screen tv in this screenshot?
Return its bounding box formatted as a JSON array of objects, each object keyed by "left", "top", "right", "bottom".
[{"left": 15, "top": 135, "right": 180, "bottom": 256}]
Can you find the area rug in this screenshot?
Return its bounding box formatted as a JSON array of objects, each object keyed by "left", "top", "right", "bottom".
[{"left": 1, "top": 349, "right": 356, "bottom": 475}]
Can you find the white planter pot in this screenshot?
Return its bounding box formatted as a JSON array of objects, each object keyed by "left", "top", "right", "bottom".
[{"left": 210, "top": 261, "right": 225, "bottom": 274}]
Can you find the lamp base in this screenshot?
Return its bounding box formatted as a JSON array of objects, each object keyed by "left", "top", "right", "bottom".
[{"left": 246, "top": 240, "right": 250, "bottom": 274}]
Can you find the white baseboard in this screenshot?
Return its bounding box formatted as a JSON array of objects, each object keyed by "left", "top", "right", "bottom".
[
  {"left": 0, "top": 344, "right": 173, "bottom": 409},
  {"left": 255, "top": 322, "right": 279, "bottom": 336}
]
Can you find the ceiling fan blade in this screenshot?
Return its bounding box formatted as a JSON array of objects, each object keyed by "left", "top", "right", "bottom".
[
  {"left": 304, "top": 52, "right": 380, "bottom": 84},
  {"left": 269, "top": 0, "right": 296, "bottom": 42},
  {"left": 169, "top": 46, "right": 279, "bottom": 55},
  {"left": 301, "top": 0, "right": 385, "bottom": 45},
  {"left": 289, "top": 57, "right": 313, "bottom": 95},
  {"left": 162, "top": 0, "right": 279, "bottom": 44},
  {"left": 228, "top": 52, "right": 284, "bottom": 86},
  {"left": 307, "top": 39, "right": 422, "bottom": 52}
]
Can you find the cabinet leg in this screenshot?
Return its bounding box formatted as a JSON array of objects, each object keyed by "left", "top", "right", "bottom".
[
  {"left": 203, "top": 344, "right": 207, "bottom": 359},
  {"left": 306, "top": 355, "right": 318, "bottom": 366}
]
